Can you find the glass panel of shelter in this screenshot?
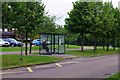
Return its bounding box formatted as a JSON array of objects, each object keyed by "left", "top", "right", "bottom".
[
  {"left": 55, "top": 35, "right": 59, "bottom": 53},
  {"left": 40, "top": 34, "right": 52, "bottom": 54},
  {"left": 40, "top": 33, "right": 65, "bottom": 54},
  {"left": 59, "top": 35, "right": 65, "bottom": 54},
  {"left": 51, "top": 35, "right": 58, "bottom": 54}
]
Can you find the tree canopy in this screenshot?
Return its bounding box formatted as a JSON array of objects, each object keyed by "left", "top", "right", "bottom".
[{"left": 65, "top": 1, "right": 120, "bottom": 52}]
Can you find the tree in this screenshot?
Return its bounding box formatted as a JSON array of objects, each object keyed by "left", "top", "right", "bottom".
[
  {"left": 101, "top": 2, "right": 118, "bottom": 51},
  {"left": 2, "top": 2, "right": 45, "bottom": 55},
  {"left": 88, "top": 2, "right": 103, "bottom": 52},
  {"left": 2, "top": 2, "right": 15, "bottom": 31},
  {"left": 29, "top": 15, "right": 57, "bottom": 54},
  {"left": 0, "top": 1, "right": 2, "bottom": 30},
  {"left": 65, "top": 1, "right": 119, "bottom": 53},
  {"left": 65, "top": 2, "right": 93, "bottom": 51},
  {"left": 39, "top": 15, "right": 57, "bottom": 33},
  {"left": 56, "top": 26, "right": 78, "bottom": 47}
]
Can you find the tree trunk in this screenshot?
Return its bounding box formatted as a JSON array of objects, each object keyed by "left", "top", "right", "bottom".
[
  {"left": 29, "top": 38, "right": 32, "bottom": 54},
  {"left": 9, "top": 28, "right": 12, "bottom": 32},
  {"left": 107, "top": 37, "right": 109, "bottom": 51},
  {"left": 25, "top": 32, "right": 28, "bottom": 55},
  {"left": 81, "top": 34, "right": 84, "bottom": 52},
  {"left": 20, "top": 32, "right": 23, "bottom": 61},
  {"left": 8, "top": 28, "right": 10, "bottom": 32},
  {"left": 2, "top": 28, "right": 5, "bottom": 31},
  {"left": 103, "top": 37, "right": 105, "bottom": 49},
  {"left": 67, "top": 36, "right": 69, "bottom": 48},
  {"left": 112, "top": 38, "right": 115, "bottom": 50},
  {"left": 94, "top": 36, "right": 97, "bottom": 53}
]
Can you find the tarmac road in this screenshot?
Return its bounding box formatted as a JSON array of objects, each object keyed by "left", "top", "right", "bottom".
[{"left": 2, "top": 54, "right": 118, "bottom": 78}]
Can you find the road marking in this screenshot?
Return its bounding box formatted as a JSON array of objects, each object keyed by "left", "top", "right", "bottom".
[
  {"left": 35, "top": 65, "right": 54, "bottom": 68},
  {"left": 59, "top": 61, "right": 82, "bottom": 65},
  {"left": 0, "top": 71, "right": 25, "bottom": 75},
  {"left": 55, "top": 63, "right": 63, "bottom": 67},
  {"left": 27, "top": 67, "right": 33, "bottom": 72}
]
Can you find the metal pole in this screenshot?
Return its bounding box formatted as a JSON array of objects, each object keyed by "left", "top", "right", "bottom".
[
  {"left": 64, "top": 35, "right": 65, "bottom": 54},
  {"left": 53, "top": 35, "right": 55, "bottom": 54},
  {"left": 57, "top": 34, "right": 60, "bottom": 54},
  {"left": 50, "top": 34, "right": 52, "bottom": 55},
  {"left": 20, "top": 32, "right": 23, "bottom": 61},
  {"left": 39, "top": 34, "right": 41, "bottom": 54}
]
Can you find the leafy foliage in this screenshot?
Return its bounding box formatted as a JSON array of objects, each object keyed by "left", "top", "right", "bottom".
[
  {"left": 2, "top": 2, "right": 45, "bottom": 33},
  {"left": 65, "top": 1, "right": 120, "bottom": 51}
]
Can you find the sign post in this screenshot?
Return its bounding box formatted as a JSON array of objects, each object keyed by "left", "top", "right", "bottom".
[{"left": 20, "top": 32, "right": 23, "bottom": 61}]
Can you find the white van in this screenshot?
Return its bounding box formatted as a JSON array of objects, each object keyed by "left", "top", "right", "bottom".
[{"left": 0, "top": 38, "right": 10, "bottom": 47}]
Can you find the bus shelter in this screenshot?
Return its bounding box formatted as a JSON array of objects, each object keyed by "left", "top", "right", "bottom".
[{"left": 39, "top": 33, "right": 65, "bottom": 55}]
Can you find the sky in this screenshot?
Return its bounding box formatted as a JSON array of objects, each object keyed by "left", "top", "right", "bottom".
[{"left": 42, "top": 0, "right": 120, "bottom": 25}]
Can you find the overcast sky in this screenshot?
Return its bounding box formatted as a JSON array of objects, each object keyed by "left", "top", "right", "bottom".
[{"left": 42, "top": 0, "right": 120, "bottom": 25}]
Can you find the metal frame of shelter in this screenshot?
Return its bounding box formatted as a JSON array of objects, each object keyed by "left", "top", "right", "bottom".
[{"left": 39, "top": 33, "right": 65, "bottom": 54}]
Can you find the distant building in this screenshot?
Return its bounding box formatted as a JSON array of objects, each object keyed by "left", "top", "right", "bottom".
[
  {"left": 0, "top": 28, "right": 16, "bottom": 38},
  {"left": 0, "top": 31, "right": 16, "bottom": 38}
]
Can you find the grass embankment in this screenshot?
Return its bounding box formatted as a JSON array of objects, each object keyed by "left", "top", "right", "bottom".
[
  {"left": 1, "top": 54, "right": 63, "bottom": 69},
  {"left": 105, "top": 72, "right": 120, "bottom": 80},
  {"left": 1, "top": 46, "right": 40, "bottom": 52},
  {"left": 65, "top": 49, "right": 118, "bottom": 57},
  {"left": 109, "top": 73, "right": 120, "bottom": 78}
]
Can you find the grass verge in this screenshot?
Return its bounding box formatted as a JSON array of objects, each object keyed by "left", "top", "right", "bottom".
[
  {"left": 1, "top": 54, "right": 63, "bottom": 69},
  {"left": 1, "top": 46, "right": 40, "bottom": 52},
  {"left": 1, "top": 44, "right": 80, "bottom": 52},
  {"left": 109, "top": 73, "right": 120, "bottom": 78},
  {"left": 105, "top": 72, "right": 120, "bottom": 80},
  {"left": 65, "top": 45, "right": 80, "bottom": 49},
  {"left": 65, "top": 49, "right": 118, "bottom": 57}
]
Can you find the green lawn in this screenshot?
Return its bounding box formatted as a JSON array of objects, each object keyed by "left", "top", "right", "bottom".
[
  {"left": 1, "top": 45, "right": 118, "bottom": 52},
  {"left": 65, "top": 45, "right": 118, "bottom": 49},
  {"left": 1, "top": 44, "right": 79, "bottom": 52},
  {"left": 1, "top": 44, "right": 80, "bottom": 52},
  {"left": 65, "top": 45, "right": 80, "bottom": 48},
  {"left": 0, "top": 46, "right": 40, "bottom": 52},
  {"left": 2, "top": 54, "right": 63, "bottom": 69},
  {"left": 65, "top": 49, "right": 118, "bottom": 57}
]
